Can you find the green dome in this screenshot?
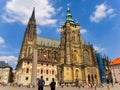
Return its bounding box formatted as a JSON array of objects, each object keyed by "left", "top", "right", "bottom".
[{"left": 66, "top": 7, "right": 75, "bottom": 24}]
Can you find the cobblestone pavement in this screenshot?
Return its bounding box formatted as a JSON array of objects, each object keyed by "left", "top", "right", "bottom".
[{"left": 0, "top": 84, "right": 120, "bottom": 90}]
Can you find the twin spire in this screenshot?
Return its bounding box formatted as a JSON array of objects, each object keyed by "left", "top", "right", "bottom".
[
  {"left": 65, "top": 6, "right": 79, "bottom": 26},
  {"left": 66, "top": 7, "right": 74, "bottom": 23},
  {"left": 29, "top": 7, "right": 79, "bottom": 26},
  {"left": 30, "top": 7, "right": 35, "bottom": 20}
]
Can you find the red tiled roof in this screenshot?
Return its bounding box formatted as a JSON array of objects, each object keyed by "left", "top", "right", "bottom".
[
  {"left": 22, "top": 53, "right": 57, "bottom": 63},
  {"left": 105, "top": 71, "right": 111, "bottom": 75},
  {"left": 110, "top": 57, "right": 120, "bottom": 66}
]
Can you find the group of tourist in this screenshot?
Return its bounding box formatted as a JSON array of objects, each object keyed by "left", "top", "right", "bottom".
[
  {"left": 37, "top": 76, "right": 119, "bottom": 90},
  {"left": 38, "top": 76, "right": 56, "bottom": 90}
]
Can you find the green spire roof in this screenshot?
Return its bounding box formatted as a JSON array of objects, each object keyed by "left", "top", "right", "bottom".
[
  {"left": 66, "top": 7, "right": 74, "bottom": 24},
  {"left": 76, "top": 20, "right": 79, "bottom": 26}
]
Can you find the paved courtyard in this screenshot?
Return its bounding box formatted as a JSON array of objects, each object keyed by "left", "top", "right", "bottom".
[{"left": 0, "top": 84, "right": 120, "bottom": 90}]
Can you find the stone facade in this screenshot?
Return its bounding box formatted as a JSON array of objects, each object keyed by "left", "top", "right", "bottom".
[
  {"left": 16, "top": 53, "right": 58, "bottom": 86},
  {"left": 0, "top": 61, "right": 13, "bottom": 84},
  {"left": 16, "top": 7, "right": 101, "bottom": 86}
]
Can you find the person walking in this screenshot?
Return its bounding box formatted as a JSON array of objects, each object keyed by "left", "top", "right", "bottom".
[
  {"left": 50, "top": 78, "right": 56, "bottom": 90},
  {"left": 38, "top": 76, "right": 45, "bottom": 90}
]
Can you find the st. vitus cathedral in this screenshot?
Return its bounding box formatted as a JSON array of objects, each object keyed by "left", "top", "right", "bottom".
[{"left": 16, "top": 7, "right": 100, "bottom": 85}]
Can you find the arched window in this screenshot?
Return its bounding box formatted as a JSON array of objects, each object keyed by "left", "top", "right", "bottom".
[
  {"left": 92, "top": 74, "right": 94, "bottom": 82},
  {"left": 88, "top": 74, "right": 90, "bottom": 83},
  {"left": 72, "top": 31, "right": 75, "bottom": 41},
  {"left": 29, "top": 29, "right": 33, "bottom": 40},
  {"left": 54, "top": 51, "right": 57, "bottom": 61},
  {"left": 76, "top": 69, "right": 79, "bottom": 79},
  {"left": 47, "top": 50, "right": 50, "bottom": 58},
  {"left": 95, "top": 74, "right": 97, "bottom": 79},
  {"left": 27, "top": 47, "right": 31, "bottom": 56},
  {"left": 83, "top": 51, "right": 90, "bottom": 62},
  {"left": 73, "top": 50, "right": 78, "bottom": 60}
]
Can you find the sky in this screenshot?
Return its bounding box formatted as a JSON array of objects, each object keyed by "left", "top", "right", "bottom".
[{"left": 0, "top": 0, "right": 120, "bottom": 70}]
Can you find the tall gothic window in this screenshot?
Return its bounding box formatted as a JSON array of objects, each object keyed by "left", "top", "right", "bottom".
[
  {"left": 54, "top": 51, "right": 57, "bottom": 61},
  {"left": 76, "top": 69, "right": 79, "bottom": 79},
  {"left": 73, "top": 50, "right": 78, "bottom": 60},
  {"left": 88, "top": 74, "right": 90, "bottom": 83},
  {"left": 83, "top": 51, "right": 90, "bottom": 62},
  {"left": 27, "top": 47, "right": 31, "bottom": 56},
  {"left": 72, "top": 31, "right": 75, "bottom": 41},
  {"left": 40, "top": 49, "right": 43, "bottom": 54},
  {"left": 29, "top": 29, "right": 33, "bottom": 40}
]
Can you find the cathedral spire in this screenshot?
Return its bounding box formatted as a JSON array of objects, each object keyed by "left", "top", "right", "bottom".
[
  {"left": 30, "top": 7, "right": 35, "bottom": 20},
  {"left": 66, "top": 6, "right": 74, "bottom": 24}
]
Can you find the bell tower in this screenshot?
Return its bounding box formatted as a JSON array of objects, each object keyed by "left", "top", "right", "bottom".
[
  {"left": 60, "top": 7, "right": 82, "bottom": 65},
  {"left": 59, "top": 7, "right": 84, "bottom": 83},
  {"left": 18, "top": 8, "right": 37, "bottom": 62}
]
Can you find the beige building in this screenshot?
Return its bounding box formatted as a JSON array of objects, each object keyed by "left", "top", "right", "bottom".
[
  {"left": 16, "top": 53, "right": 57, "bottom": 86},
  {"left": 110, "top": 58, "right": 120, "bottom": 83},
  {"left": 16, "top": 7, "right": 101, "bottom": 86},
  {"left": 0, "top": 61, "right": 13, "bottom": 84}
]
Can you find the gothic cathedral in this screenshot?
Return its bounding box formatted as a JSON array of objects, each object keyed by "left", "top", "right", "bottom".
[{"left": 16, "top": 7, "right": 101, "bottom": 85}]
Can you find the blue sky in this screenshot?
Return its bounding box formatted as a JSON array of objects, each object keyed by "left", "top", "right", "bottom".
[{"left": 0, "top": 0, "right": 120, "bottom": 70}]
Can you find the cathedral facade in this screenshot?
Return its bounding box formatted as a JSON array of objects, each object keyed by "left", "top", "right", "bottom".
[{"left": 16, "top": 7, "right": 101, "bottom": 85}]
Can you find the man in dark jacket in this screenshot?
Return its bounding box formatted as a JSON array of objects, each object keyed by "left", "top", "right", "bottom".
[
  {"left": 50, "top": 78, "right": 56, "bottom": 90},
  {"left": 38, "top": 76, "right": 45, "bottom": 90}
]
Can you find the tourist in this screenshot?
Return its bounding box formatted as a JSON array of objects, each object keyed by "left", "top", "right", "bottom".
[
  {"left": 38, "top": 76, "right": 45, "bottom": 90},
  {"left": 50, "top": 78, "right": 56, "bottom": 90}
]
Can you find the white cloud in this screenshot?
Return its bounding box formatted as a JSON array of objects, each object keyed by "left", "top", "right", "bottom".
[
  {"left": 80, "top": 28, "right": 87, "bottom": 34},
  {"left": 37, "top": 27, "right": 42, "bottom": 35},
  {"left": 56, "top": 28, "right": 61, "bottom": 33},
  {"left": 0, "top": 55, "right": 18, "bottom": 70},
  {"left": 2, "top": 0, "right": 57, "bottom": 26},
  {"left": 0, "top": 36, "right": 5, "bottom": 44},
  {"left": 93, "top": 46, "right": 105, "bottom": 53},
  {"left": 0, "top": 56, "right": 18, "bottom": 64},
  {"left": 57, "top": 7, "right": 62, "bottom": 12},
  {"left": 90, "top": 3, "right": 115, "bottom": 23},
  {"left": 109, "top": 13, "right": 116, "bottom": 18}
]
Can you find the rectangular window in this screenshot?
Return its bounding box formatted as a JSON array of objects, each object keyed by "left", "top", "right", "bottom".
[
  {"left": 26, "top": 68, "right": 29, "bottom": 73},
  {"left": 46, "top": 70, "right": 48, "bottom": 74},
  {"left": 41, "top": 69, "right": 43, "bottom": 74},
  {"left": 52, "top": 70, "right": 54, "bottom": 75},
  {"left": 46, "top": 78, "right": 48, "bottom": 81},
  {"left": 26, "top": 77, "right": 29, "bottom": 80},
  {"left": 41, "top": 63, "right": 43, "bottom": 66},
  {"left": 46, "top": 64, "right": 49, "bottom": 66},
  {"left": 27, "top": 61, "right": 30, "bottom": 64}
]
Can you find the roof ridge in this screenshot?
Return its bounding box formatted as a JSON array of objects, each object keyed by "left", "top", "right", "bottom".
[{"left": 37, "top": 36, "right": 60, "bottom": 42}]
